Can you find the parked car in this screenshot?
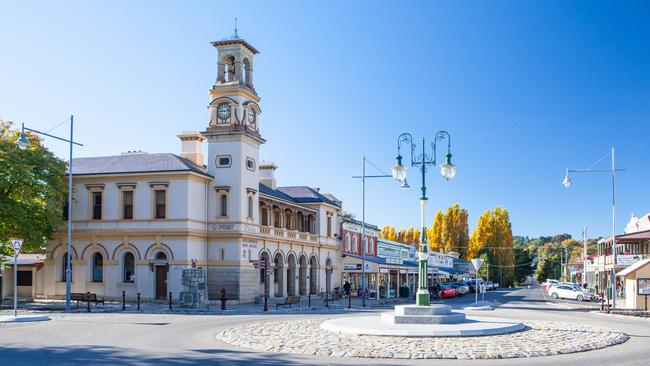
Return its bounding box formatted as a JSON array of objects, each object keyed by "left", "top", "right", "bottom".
[
  {"left": 485, "top": 281, "right": 495, "bottom": 290},
  {"left": 542, "top": 279, "right": 559, "bottom": 292},
  {"left": 548, "top": 284, "right": 592, "bottom": 301},
  {"left": 440, "top": 285, "right": 457, "bottom": 298},
  {"left": 449, "top": 282, "right": 470, "bottom": 296},
  {"left": 465, "top": 279, "right": 485, "bottom": 293}
]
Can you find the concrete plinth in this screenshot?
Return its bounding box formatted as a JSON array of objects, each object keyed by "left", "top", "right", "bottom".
[{"left": 385, "top": 304, "right": 467, "bottom": 324}]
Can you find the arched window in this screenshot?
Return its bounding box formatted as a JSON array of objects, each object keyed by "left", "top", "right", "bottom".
[
  {"left": 92, "top": 253, "right": 103, "bottom": 282},
  {"left": 156, "top": 252, "right": 168, "bottom": 261},
  {"left": 353, "top": 236, "right": 358, "bottom": 254},
  {"left": 243, "top": 58, "right": 251, "bottom": 86},
  {"left": 363, "top": 238, "right": 368, "bottom": 256},
  {"left": 61, "top": 252, "right": 71, "bottom": 282},
  {"left": 123, "top": 252, "right": 135, "bottom": 283},
  {"left": 248, "top": 196, "right": 253, "bottom": 219},
  {"left": 220, "top": 194, "right": 228, "bottom": 217},
  {"left": 345, "top": 233, "right": 351, "bottom": 252},
  {"left": 224, "top": 55, "right": 235, "bottom": 82}
]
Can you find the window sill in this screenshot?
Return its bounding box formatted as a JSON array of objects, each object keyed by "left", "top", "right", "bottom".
[
  {"left": 118, "top": 282, "right": 136, "bottom": 286},
  {"left": 87, "top": 281, "right": 105, "bottom": 285}
]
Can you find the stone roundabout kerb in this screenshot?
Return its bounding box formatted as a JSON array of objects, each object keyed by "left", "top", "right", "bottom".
[{"left": 216, "top": 318, "right": 629, "bottom": 360}]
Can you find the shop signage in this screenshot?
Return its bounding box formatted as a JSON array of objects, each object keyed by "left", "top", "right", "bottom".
[
  {"left": 344, "top": 264, "right": 359, "bottom": 270},
  {"left": 638, "top": 278, "right": 650, "bottom": 295},
  {"left": 617, "top": 255, "right": 643, "bottom": 267},
  {"left": 399, "top": 269, "right": 406, "bottom": 274},
  {"left": 379, "top": 268, "right": 389, "bottom": 273}
]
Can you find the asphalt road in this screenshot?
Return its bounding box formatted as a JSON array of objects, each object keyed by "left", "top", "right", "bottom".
[{"left": 1, "top": 284, "right": 648, "bottom": 366}]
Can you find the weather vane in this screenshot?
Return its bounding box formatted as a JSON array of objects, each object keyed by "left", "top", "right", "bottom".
[{"left": 233, "top": 17, "right": 239, "bottom": 38}]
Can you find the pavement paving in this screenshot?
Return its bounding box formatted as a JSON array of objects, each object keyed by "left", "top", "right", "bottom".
[{"left": 0, "top": 284, "right": 648, "bottom": 365}]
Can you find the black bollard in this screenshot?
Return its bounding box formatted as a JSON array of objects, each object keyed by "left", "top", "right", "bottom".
[
  {"left": 86, "top": 291, "right": 91, "bottom": 313},
  {"left": 221, "top": 288, "right": 227, "bottom": 311},
  {"left": 264, "top": 293, "right": 268, "bottom": 312},
  {"left": 137, "top": 292, "right": 141, "bottom": 311},
  {"left": 122, "top": 290, "right": 126, "bottom": 311},
  {"left": 348, "top": 292, "right": 351, "bottom": 309},
  {"left": 308, "top": 293, "right": 311, "bottom": 308},
  {"left": 169, "top": 291, "right": 172, "bottom": 310}
]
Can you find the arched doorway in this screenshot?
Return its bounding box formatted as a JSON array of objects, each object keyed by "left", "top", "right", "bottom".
[
  {"left": 287, "top": 254, "right": 297, "bottom": 296},
  {"left": 309, "top": 256, "right": 318, "bottom": 295},
  {"left": 325, "top": 258, "right": 332, "bottom": 294},
  {"left": 273, "top": 252, "right": 284, "bottom": 298},
  {"left": 259, "top": 251, "right": 271, "bottom": 297},
  {"left": 299, "top": 255, "right": 307, "bottom": 296},
  {"left": 154, "top": 252, "right": 168, "bottom": 300}
]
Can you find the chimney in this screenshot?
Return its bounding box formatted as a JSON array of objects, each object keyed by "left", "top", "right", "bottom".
[
  {"left": 259, "top": 162, "right": 278, "bottom": 189},
  {"left": 177, "top": 131, "right": 205, "bottom": 166}
]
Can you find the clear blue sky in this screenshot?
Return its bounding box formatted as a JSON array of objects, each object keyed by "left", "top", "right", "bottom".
[{"left": 2, "top": 1, "right": 649, "bottom": 240}]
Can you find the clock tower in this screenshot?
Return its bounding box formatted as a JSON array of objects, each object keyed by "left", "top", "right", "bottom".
[{"left": 204, "top": 34, "right": 264, "bottom": 225}]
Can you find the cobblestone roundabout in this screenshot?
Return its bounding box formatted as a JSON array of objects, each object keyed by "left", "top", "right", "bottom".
[{"left": 216, "top": 319, "right": 629, "bottom": 359}]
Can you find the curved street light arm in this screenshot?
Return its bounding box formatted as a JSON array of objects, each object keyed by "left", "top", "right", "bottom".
[
  {"left": 396, "top": 132, "right": 415, "bottom": 166},
  {"left": 432, "top": 130, "right": 451, "bottom": 166}
]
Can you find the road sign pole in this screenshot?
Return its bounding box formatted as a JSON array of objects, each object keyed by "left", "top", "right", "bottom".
[
  {"left": 10, "top": 238, "right": 23, "bottom": 318},
  {"left": 14, "top": 254, "right": 17, "bottom": 317}
]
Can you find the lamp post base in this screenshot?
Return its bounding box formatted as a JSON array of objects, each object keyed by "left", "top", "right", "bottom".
[{"left": 416, "top": 289, "right": 430, "bottom": 306}]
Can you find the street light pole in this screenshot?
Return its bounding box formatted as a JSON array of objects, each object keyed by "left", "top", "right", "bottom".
[
  {"left": 392, "top": 132, "right": 456, "bottom": 307},
  {"left": 352, "top": 157, "right": 392, "bottom": 307},
  {"left": 583, "top": 226, "right": 587, "bottom": 286},
  {"left": 563, "top": 147, "right": 624, "bottom": 309},
  {"left": 18, "top": 115, "right": 82, "bottom": 313}
]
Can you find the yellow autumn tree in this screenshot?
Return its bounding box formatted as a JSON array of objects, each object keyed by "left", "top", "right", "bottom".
[
  {"left": 427, "top": 210, "right": 444, "bottom": 251},
  {"left": 378, "top": 225, "right": 391, "bottom": 239},
  {"left": 387, "top": 226, "right": 397, "bottom": 241},
  {"left": 468, "top": 207, "right": 515, "bottom": 285}
]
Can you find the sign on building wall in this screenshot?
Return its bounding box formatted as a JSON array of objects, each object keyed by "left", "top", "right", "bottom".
[{"left": 617, "top": 255, "right": 643, "bottom": 267}]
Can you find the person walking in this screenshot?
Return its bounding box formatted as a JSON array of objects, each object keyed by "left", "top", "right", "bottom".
[{"left": 343, "top": 280, "right": 351, "bottom": 297}]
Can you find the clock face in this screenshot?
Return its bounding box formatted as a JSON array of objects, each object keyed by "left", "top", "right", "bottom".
[
  {"left": 247, "top": 109, "right": 256, "bottom": 125},
  {"left": 217, "top": 104, "right": 231, "bottom": 120}
]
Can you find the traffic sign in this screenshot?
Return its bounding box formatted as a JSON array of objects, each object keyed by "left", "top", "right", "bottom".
[{"left": 10, "top": 238, "right": 23, "bottom": 255}]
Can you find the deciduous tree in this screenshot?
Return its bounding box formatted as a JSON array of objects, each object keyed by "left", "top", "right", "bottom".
[{"left": 0, "top": 121, "right": 67, "bottom": 255}]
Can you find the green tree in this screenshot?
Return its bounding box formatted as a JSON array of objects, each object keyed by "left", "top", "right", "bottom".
[{"left": 0, "top": 121, "right": 67, "bottom": 254}]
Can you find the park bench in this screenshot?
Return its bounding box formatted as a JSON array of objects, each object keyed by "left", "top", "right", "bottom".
[
  {"left": 71, "top": 292, "right": 105, "bottom": 308},
  {"left": 324, "top": 292, "right": 342, "bottom": 307},
  {"left": 275, "top": 295, "right": 300, "bottom": 310}
]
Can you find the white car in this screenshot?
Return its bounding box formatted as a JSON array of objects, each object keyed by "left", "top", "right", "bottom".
[{"left": 548, "top": 284, "right": 592, "bottom": 301}]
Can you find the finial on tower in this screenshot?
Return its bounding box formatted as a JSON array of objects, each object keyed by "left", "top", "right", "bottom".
[{"left": 233, "top": 17, "right": 239, "bottom": 39}]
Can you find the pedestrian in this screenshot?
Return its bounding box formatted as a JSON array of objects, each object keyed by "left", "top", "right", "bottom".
[
  {"left": 436, "top": 282, "right": 442, "bottom": 300},
  {"left": 343, "top": 280, "right": 351, "bottom": 297}
]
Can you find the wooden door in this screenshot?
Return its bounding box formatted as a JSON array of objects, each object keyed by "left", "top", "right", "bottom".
[{"left": 155, "top": 265, "right": 168, "bottom": 300}]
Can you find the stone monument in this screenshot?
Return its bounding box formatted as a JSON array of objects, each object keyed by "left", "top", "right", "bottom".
[{"left": 179, "top": 266, "right": 208, "bottom": 309}]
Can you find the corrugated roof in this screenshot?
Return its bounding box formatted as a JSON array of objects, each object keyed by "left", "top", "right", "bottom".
[
  {"left": 276, "top": 186, "right": 342, "bottom": 207},
  {"left": 71, "top": 153, "right": 211, "bottom": 177},
  {"left": 259, "top": 183, "right": 298, "bottom": 203}
]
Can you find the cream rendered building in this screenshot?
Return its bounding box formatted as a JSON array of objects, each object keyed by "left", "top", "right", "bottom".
[{"left": 42, "top": 35, "right": 342, "bottom": 303}]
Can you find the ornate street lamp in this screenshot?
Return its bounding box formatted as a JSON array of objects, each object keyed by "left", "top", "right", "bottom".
[{"left": 392, "top": 131, "right": 455, "bottom": 306}]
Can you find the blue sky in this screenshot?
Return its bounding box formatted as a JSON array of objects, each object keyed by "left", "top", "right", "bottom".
[{"left": 1, "top": 1, "right": 649, "bottom": 239}]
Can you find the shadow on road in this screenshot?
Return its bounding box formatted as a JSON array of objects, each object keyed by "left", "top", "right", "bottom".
[{"left": 0, "top": 345, "right": 398, "bottom": 366}]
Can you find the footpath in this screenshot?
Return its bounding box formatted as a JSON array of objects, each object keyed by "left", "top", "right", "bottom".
[{"left": 0, "top": 296, "right": 414, "bottom": 316}]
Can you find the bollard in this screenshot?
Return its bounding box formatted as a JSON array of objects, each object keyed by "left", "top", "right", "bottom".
[
  {"left": 137, "top": 292, "right": 141, "bottom": 311},
  {"left": 122, "top": 290, "right": 126, "bottom": 311},
  {"left": 86, "top": 291, "right": 91, "bottom": 313},
  {"left": 169, "top": 291, "right": 172, "bottom": 310},
  {"left": 308, "top": 293, "right": 311, "bottom": 308},
  {"left": 221, "top": 287, "right": 227, "bottom": 311},
  {"left": 348, "top": 292, "right": 351, "bottom": 309},
  {"left": 263, "top": 293, "right": 268, "bottom": 312}
]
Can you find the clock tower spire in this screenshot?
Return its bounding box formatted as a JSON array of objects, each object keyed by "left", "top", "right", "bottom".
[{"left": 203, "top": 34, "right": 264, "bottom": 225}]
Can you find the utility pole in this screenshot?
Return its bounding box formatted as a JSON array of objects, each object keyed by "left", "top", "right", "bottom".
[{"left": 583, "top": 226, "right": 588, "bottom": 286}]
